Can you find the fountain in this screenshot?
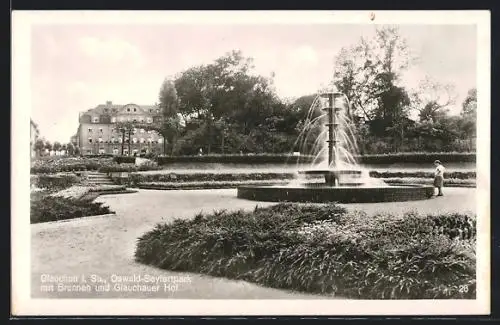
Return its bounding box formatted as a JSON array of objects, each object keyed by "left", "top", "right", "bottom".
[{"left": 237, "top": 89, "right": 434, "bottom": 203}]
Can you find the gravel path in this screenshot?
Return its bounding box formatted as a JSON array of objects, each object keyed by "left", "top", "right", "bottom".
[{"left": 31, "top": 187, "right": 476, "bottom": 299}]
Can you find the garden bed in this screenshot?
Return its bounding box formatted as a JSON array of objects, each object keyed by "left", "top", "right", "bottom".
[
  {"left": 135, "top": 203, "right": 476, "bottom": 299},
  {"left": 31, "top": 191, "right": 115, "bottom": 224}
]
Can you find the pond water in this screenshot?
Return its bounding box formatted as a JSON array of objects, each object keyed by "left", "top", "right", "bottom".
[{"left": 141, "top": 162, "right": 476, "bottom": 174}]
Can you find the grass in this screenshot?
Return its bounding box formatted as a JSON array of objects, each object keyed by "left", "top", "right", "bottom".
[{"left": 135, "top": 203, "right": 476, "bottom": 299}]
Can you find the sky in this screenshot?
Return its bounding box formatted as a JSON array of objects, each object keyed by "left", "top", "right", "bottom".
[{"left": 30, "top": 23, "right": 477, "bottom": 143}]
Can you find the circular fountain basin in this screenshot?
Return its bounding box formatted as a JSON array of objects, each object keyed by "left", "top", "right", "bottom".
[{"left": 237, "top": 184, "right": 435, "bottom": 203}]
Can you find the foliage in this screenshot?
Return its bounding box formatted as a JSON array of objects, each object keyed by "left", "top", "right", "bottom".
[
  {"left": 383, "top": 177, "right": 476, "bottom": 187},
  {"left": 135, "top": 204, "right": 476, "bottom": 299},
  {"left": 156, "top": 153, "right": 316, "bottom": 165},
  {"left": 369, "top": 170, "right": 475, "bottom": 179},
  {"left": 113, "top": 156, "right": 136, "bottom": 164},
  {"left": 358, "top": 152, "right": 476, "bottom": 164},
  {"left": 30, "top": 192, "right": 114, "bottom": 223},
  {"left": 30, "top": 157, "right": 111, "bottom": 174},
  {"left": 32, "top": 174, "right": 81, "bottom": 190}
]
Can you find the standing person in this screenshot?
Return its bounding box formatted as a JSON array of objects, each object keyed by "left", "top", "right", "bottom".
[{"left": 433, "top": 160, "right": 445, "bottom": 196}]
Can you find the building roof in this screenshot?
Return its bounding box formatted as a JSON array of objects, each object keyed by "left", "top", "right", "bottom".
[{"left": 80, "top": 102, "right": 160, "bottom": 117}]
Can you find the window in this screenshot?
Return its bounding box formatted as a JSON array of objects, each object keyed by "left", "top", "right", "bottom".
[
  {"left": 104, "top": 108, "right": 109, "bottom": 113},
  {"left": 140, "top": 118, "right": 145, "bottom": 123},
  {"left": 98, "top": 137, "right": 103, "bottom": 143},
  {"left": 88, "top": 138, "right": 93, "bottom": 143},
  {"left": 99, "top": 128, "right": 103, "bottom": 133},
  {"left": 133, "top": 108, "right": 137, "bottom": 112},
  {"left": 147, "top": 138, "right": 152, "bottom": 143},
  {"left": 111, "top": 137, "right": 115, "bottom": 143},
  {"left": 149, "top": 109, "right": 153, "bottom": 113},
  {"left": 99, "top": 148, "right": 105, "bottom": 154},
  {"left": 123, "top": 149, "right": 129, "bottom": 155},
  {"left": 88, "top": 128, "right": 93, "bottom": 133},
  {"left": 140, "top": 128, "right": 145, "bottom": 133},
  {"left": 93, "top": 117, "right": 99, "bottom": 123},
  {"left": 87, "top": 149, "right": 92, "bottom": 154},
  {"left": 133, "top": 149, "right": 139, "bottom": 154},
  {"left": 132, "top": 138, "right": 138, "bottom": 144},
  {"left": 146, "top": 118, "right": 153, "bottom": 123},
  {"left": 140, "top": 138, "right": 145, "bottom": 143},
  {"left": 113, "top": 148, "right": 119, "bottom": 155},
  {"left": 133, "top": 119, "right": 137, "bottom": 123},
  {"left": 158, "top": 138, "right": 163, "bottom": 143},
  {"left": 127, "top": 108, "right": 130, "bottom": 112},
  {"left": 118, "top": 138, "right": 122, "bottom": 143},
  {"left": 111, "top": 117, "right": 116, "bottom": 123},
  {"left": 133, "top": 128, "right": 137, "bottom": 134}
]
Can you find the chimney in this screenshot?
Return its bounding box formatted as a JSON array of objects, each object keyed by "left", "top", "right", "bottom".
[{"left": 106, "top": 101, "right": 112, "bottom": 105}]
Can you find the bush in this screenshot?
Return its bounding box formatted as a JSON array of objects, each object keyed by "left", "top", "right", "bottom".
[
  {"left": 153, "top": 152, "right": 475, "bottom": 165},
  {"left": 383, "top": 177, "right": 476, "bottom": 187},
  {"left": 113, "top": 156, "right": 136, "bottom": 164},
  {"left": 156, "top": 154, "right": 316, "bottom": 165},
  {"left": 130, "top": 172, "right": 295, "bottom": 185},
  {"left": 370, "top": 171, "right": 476, "bottom": 179},
  {"left": 30, "top": 157, "right": 112, "bottom": 174},
  {"left": 138, "top": 180, "right": 289, "bottom": 190},
  {"left": 30, "top": 192, "right": 114, "bottom": 223},
  {"left": 32, "top": 174, "right": 81, "bottom": 190},
  {"left": 135, "top": 204, "right": 476, "bottom": 299},
  {"left": 357, "top": 152, "right": 476, "bottom": 164}
]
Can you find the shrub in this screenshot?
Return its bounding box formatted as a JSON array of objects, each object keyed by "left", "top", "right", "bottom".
[
  {"left": 357, "top": 152, "right": 476, "bottom": 164},
  {"left": 156, "top": 154, "right": 316, "bottom": 165},
  {"left": 30, "top": 157, "right": 112, "bottom": 174},
  {"left": 370, "top": 171, "right": 476, "bottom": 180},
  {"left": 383, "top": 177, "right": 476, "bottom": 187},
  {"left": 135, "top": 204, "right": 476, "bottom": 299},
  {"left": 137, "top": 180, "right": 290, "bottom": 190},
  {"left": 98, "top": 162, "right": 161, "bottom": 173},
  {"left": 113, "top": 156, "right": 136, "bottom": 164},
  {"left": 32, "top": 174, "right": 81, "bottom": 190},
  {"left": 30, "top": 192, "right": 114, "bottom": 223},
  {"left": 153, "top": 152, "right": 475, "bottom": 165},
  {"left": 129, "top": 172, "right": 295, "bottom": 185}
]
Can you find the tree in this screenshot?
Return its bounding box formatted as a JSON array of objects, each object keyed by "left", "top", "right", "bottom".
[
  {"left": 156, "top": 78, "right": 182, "bottom": 154},
  {"left": 52, "top": 142, "right": 62, "bottom": 153},
  {"left": 44, "top": 141, "right": 52, "bottom": 152},
  {"left": 411, "top": 76, "right": 457, "bottom": 123},
  {"left": 66, "top": 143, "right": 75, "bottom": 156},
  {"left": 114, "top": 121, "right": 134, "bottom": 156},
  {"left": 34, "top": 139, "right": 45, "bottom": 157},
  {"left": 173, "top": 50, "right": 279, "bottom": 154},
  {"left": 333, "top": 25, "right": 416, "bottom": 122},
  {"left": 461, "top": 88, "right": 477, "bottom": 118}
]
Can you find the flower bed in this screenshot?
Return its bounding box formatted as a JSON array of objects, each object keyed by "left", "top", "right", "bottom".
[
  {"left": 30, "top": 157, "right": 113, "bottom": 174},
  {"left": 31, "top": 191, "right": 114, "bottom": 224},
  {"left": 135, "top": 203, "right": 476, "bottom": 299},
  {"left": 30, "top": 173, "right": 81, "bottom": 191}
]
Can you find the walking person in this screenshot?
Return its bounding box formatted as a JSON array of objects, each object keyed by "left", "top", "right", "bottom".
[{"left": 433, "top": 160, "right": 445, "bottom": 196}]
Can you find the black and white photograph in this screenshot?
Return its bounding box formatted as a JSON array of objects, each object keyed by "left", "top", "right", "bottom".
[{"left": 12, "top": 10, "right": 490, "bottom": 316}]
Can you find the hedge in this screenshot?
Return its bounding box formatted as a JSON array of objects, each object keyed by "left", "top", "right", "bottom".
[
  {"left": 113, "top": 156, "right": 136, "bottom": 164},
  {"left": 357, "top": 152, "right": 476, "bottom": 164},
  {"left": 31, "top": 174, "right": 81, "bottom": 190},
  {"left": 383, "top": 178, "right": 476, "bottom": 188},
  {"left": 153, "top": 152, "right": 476, "bottom": 165},
  {"left": 135, "top": 204, "right": 476, "bottom": 299},
  {"left": 127, "top": 171, "right": 476, "bottom": 187},
  {"left": 138, "top": 180, "right": 289, "bottom": 190},
  {"left": 156, "top": 154, "right": 316, "bottom": 165},
  {"left": 30, "top": 192, "right": 114, "bottom": 223}
]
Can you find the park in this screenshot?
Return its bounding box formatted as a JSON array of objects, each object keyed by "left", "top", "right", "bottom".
[{"left": 30, "top": 25, "right": 477, "bottom": 300}]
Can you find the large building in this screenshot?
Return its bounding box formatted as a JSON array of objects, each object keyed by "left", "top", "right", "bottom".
[
  {"left": 30, "top": 119, "right": 39, "bottom": 159},
  {"left": 76, "top": 101, "right": 165, "bottom": 156}
]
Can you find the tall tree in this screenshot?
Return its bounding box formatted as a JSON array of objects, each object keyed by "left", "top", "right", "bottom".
[
  {"left": 333, "top": 25, "right": 416, "bottom": 122},
  {"left": 461, "top": 88, "right": 477, "bottom": 118},
  {"left": 114, "top": 121, "right": 135, "bottom": 156},
  {"left": 411, "top": 76, "right": 457, "bottom": 123},
  {"left": 157, "top": 78, "right": 182, "bottom": 154},
  {"left": 34, "top": 139, "right": 45, "bottom": 157}
]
